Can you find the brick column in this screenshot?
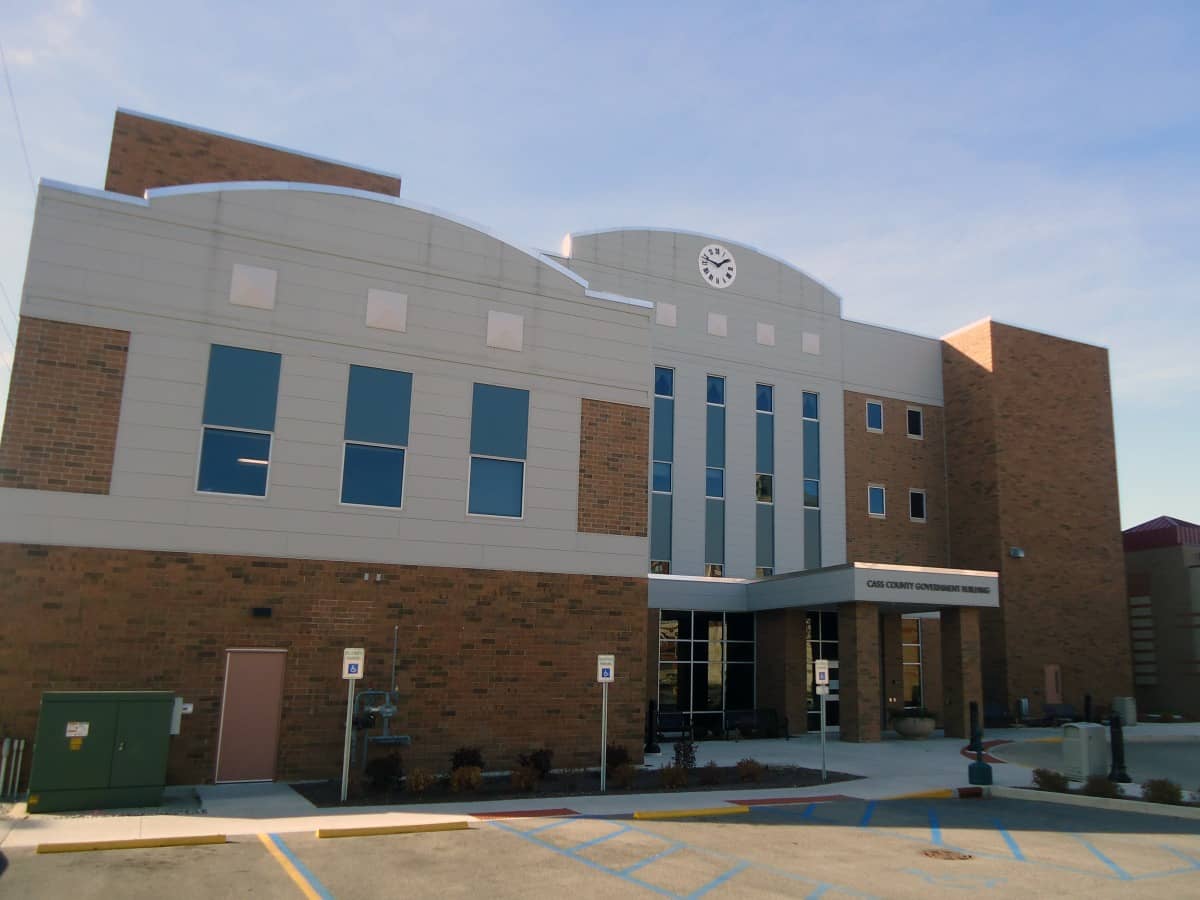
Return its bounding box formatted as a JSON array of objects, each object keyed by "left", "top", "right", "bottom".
[
  {"left": 838, "top": 602, "right": 881, "bottom": 742},
  {"left": 881, "top": 613, "right": 905, "bottom": 720},
  {"left": 941, "top": 607, "right": 983, "bottom": 739},
  {"left": 755, "top": 609, "right": 809, "bottom": 735}
]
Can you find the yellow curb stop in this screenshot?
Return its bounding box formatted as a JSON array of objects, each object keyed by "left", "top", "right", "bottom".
[
  {"left": 37, "top": 834, "right": 226, "bottom": 854},
  {"left": 315, "top": 820, "right": 470, "bottom": 839},
  {"left": 633, "top": 805, "right": 749, "bottom": 820}
]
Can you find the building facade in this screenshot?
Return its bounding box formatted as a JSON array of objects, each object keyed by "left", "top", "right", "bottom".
[{"left": 0, "top": 110, "right": 1132, "bottom": 787}]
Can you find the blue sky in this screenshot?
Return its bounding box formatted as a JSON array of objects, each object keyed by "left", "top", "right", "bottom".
[{"left": 1, "top": 0, "right": 1196, "bottom": 528}]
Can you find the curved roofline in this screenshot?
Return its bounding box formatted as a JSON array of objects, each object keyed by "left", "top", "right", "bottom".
[
  {"left": 40, "top": 178, "right": 653, "bottom": 311},
  {"left": 117, "top": 108, "right": 403, "bottom": 182},
  {"left": 564, "top": 226, "right": 840, "bottom": 299}
]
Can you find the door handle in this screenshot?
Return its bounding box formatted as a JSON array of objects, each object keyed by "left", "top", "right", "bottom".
[{"left": 117, "top": 741, "right": 126, "bottom": 752}]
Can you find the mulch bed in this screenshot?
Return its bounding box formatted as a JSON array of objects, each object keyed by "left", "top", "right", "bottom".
[{"left": 291, "top": 764, "right": 860, "bottom": 808}]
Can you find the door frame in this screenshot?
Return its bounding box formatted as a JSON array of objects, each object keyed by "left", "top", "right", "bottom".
[{"left": 214, "top": 648, "right": 288, "bottom": 784}]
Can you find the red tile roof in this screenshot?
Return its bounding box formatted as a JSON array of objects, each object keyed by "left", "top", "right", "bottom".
[{"left": 1123, "top": 515, "right": 1200, "bottom": 551}]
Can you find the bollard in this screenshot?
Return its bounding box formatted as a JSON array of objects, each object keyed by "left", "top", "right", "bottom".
[
  {"left": 0, "top": 738, "right": 9, "bottom": 800},
  {"left": 967, "top": 701, "right": 984, "bottom": 753},
  {"left": 967, "top": 719, "right": 993, "bottom": 785},
  {"left": 14, "top": 739, "right": 24, "bottom": 797},
  {"left": 644, "top": 699, "right": 661, "bottom": 754},
  {"left": 1108, "top": 714, "right": 1131, "bottom": 783},
  {"left": 1084, "top": 694, "right": 1093, "bottom": 723}
]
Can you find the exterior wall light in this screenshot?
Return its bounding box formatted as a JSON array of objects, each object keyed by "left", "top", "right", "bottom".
[{"left": 1009, "top": 547, "right": 1025, "bottom": 559}]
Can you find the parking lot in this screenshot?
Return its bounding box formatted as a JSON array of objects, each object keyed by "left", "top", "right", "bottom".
[{"left": 4, "top": 797, "right": 1200, "bottom": 898}]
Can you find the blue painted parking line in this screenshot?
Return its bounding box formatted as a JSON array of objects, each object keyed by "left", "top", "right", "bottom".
[
  {"left": 858, "top": 800, "right": 877, "bottom": 828},
  {"left": 526, "top": 818, "right": 576, "bottom": 835},
  {"left": 993, "top": 819, "right": 1025, "bottom": 861},
  {"left": 687, "top": 861, "right": 749, "bottom": 899},
  {"left": 571, "top": 825, "right": 631, "bottom": 851},
  {"left": 621, "top": 842, "right": 684, "bottom": 874},
  {"left": 1163, "top": 845, "right": 1200, "bottom": 869},
  {"left": 1072, "top": 835, "right": 1132, "bottom": 881},
  {"left": 927, "top": 806, "right": 943, "bottom": 846}
]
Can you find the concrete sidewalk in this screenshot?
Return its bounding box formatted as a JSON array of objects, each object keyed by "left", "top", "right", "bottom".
[{"left": 5, "top": 722, "right": 1198, "bottom": 850}]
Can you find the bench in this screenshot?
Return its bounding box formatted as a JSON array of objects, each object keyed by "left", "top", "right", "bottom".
[
  {"left": 1041, "top": 703, "right": 1078, "bottom": 726},
  {"left": 655, "top": 710, "right": 693, "bottom": 742},
  {"left": 983, "top": 701, "right": 1012, "bottom": 728},
  {"left": 723, "top": 708, "right": 789, "bottom": 740}
]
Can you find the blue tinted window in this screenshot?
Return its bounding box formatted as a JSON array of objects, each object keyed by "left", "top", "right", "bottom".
[
  {"left": 804, "top": 478, "right": 820, "bottom": 509},
  {"left": 203, "top": 345, "right": 281, "bottom": 431},
  {"left": 867, "top": 401, "right": 883, "bottom": 431},
  {"left": 707, "top": 375, "right": 725, "bottom": 405},
  {"left": 756, "top": 384, "right": 773, "bottom": 413},
  {"left": 706, "top": 405, "right": 726, "bottom": 468},
  {"left": 197, "top": 428, "right": 271, "bottom": 496},
  {"left": 756, "top": 504, "right": 775, "bottom": 568},
  {"left": 341, "top": 444, "right": 405, "bottom": 507},
  {"left": 468, "top": 457, "right": 524, "bottom": 517},
  {"left": 705, "top": 498, "right": 725, "bottom": 564},
  {"left": 653, "top": 397, "right": 674, "bottom": 462},
  {"left": 345, "top": 366, "right": 412, "bottom": 446},
  {"left": 470, "top": 384, "right": 529, "bottom": 459},
  {"left": 803, "top": 391, "right": 819, "bottom": 420},
  {"left": 651, "top": 493, "right": 672, "bottom": 561},
  {"left": 706, "top": 467, "right": 724, "bottom": 498},
  {"left": 653, "top": 461, "right": 672, "bottom": 493},
  {"left": 868, "top": 485, "right": 886, "bottom": 516},
  {"left": 756, "top": 413, "right": 774, "bottom": 474},
  {"left": 804, "top": 508, "right": 822, "bottom": 569},
  {"left": 654, "top": 366, "right": 674, "bottom": 398},
  {"left": 803, "top": 420, "right": 821, "bottom": 480}
]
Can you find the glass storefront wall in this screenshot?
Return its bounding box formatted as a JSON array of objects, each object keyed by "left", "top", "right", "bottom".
[
  {"left": 902, "top": 617, "right": 923, "bottom": 708},
  {"left": 805, "top": 610, "right": 840, "bottom": 728},
  {"left": 658, "top": 610, "right": 755, "bottom": 738}
]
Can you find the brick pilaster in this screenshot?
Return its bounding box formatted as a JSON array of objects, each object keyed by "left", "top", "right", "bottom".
[
  {"left": 838, "top": 602, "right": 881, "bottom": 742},
  {"left": 941, "top": 607, "right": 983, "bottom": 739}
]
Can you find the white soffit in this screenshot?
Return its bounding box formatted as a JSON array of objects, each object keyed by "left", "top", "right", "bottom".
[
  {"left": 656, "top": 302, "right": 677, "bottom": 327},
  {"left": 802, "top": 331, "right": 821, "bottom": 355},
  {"left": 230, "top": 263, "right": 277, "bottom": 310},
  {"left": 487, "top": 310, "right": 525, "bottom": 352},
  {"left": 756, "top": 322, "right": 776, "bottom": 346},
  {"left": 707, "top": 312, "right": 728, "bottom": 338},
  {"left": 365, "top": 289, "right": 408, "bottom": 332}
]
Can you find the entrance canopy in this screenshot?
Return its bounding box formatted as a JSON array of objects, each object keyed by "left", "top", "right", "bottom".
[{"left": 649, "top": 561, "right": 999, "bottom": 614}]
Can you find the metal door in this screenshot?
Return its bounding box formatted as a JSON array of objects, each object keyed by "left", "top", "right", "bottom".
[
  {"left": 215, "top": 649, "right": 287, "bottom": 783},
  {"left": 109, "top": 697, "right": 173, "bottom": 787}
]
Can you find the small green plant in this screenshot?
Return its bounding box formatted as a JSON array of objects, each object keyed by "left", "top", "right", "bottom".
[
  {"left": 363, "top": 752, "right": 403, "bottom": 794},
  {"left": 1032, "top": 768, "right": 1069, "bottom": 792},
  {"left": 611, "top": 762, "right": 637, "bottom": 789},
  {"left": 449, "top": 765, "right": 482, "bottom": 792},
  {"left": 660, "top": 764, "right": 689, "bottom": 789},
  {"left": 698, "top": 761, "right": 722, "bottom": 786},
  {"left": 518, "top": 747, "right": 554, "bottom": 779},
  {"left": 451, "top": 746, "right": 485, "bottom": 772},
  {"left": 1082, "top": 775, "right": 1123, "bottom": 799},
  {"left": 1141, "top": 778, "right": 1183, "bottom": 805},
  {"left": 673, "top": 739, "right": 697, "bottom": 770},
  {"left": 606, "top": 743, "right": 631, "bottom": 773},
  {"left": 406, "top": 767, "right": 434, "bottom": 794},
  {"left": 510, "top": 764, "right": 539, "bottom": 792},
  {"left": 736, "top": 758, "right": 766, "bottom": 783}
]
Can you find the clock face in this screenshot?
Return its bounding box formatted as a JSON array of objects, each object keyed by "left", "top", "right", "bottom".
[{"left": 698, "top": 244, "right": 736, "bottom": 289}]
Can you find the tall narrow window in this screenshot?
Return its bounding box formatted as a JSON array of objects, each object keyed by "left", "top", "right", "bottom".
[
  {"left": 651, "top": 366, "right": 674, "bottom": 574},
  {"left": 902, "top": 618, "right": 923, "bottom": 708},
  {"left": 468, "top": 383, "right": 529, "bottom": 518},
  {"left": 705, "top": 375, "right": 726, "bottom": 577},
  {"left": 197, "top": 344, "right": 281, "bottom": 497},
  {"left": 909, "top": 489, "right": 927, "bottom": 522},
  {"left": 868, "top": 484, "right": 887, "bottom": 517},
  {"left": 866, "top": 400, "right": 883, "bottom": 433},
  {"left": 802, "top": 390, "right": 821, "bottom": 568},
  {"left": 755, "top": 383, "right": 774, "bottom": 577},
  {"left": 341, "top": 365, "right": 412, "bottom": 508},
  {"left": 907, "top": 407, "right": 924, "bottom": 439}
]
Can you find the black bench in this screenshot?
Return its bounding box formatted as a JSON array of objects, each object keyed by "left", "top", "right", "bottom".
[
  {"left": 1041, "top": 703, "right": 1078, "bottom": 726},
  {"left": 655, "top": 710, "right": 693, "bottom": 741},
  {"left": 723, "top": 708, "right": 789, "bottom": 740}
]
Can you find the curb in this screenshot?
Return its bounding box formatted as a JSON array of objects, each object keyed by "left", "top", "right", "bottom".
[
  {"left": 989, "top": 786, "right": 1200, "bottom": 820},
  {"left": 886, "top": 787, "right": 984, "bottom": 800},
  {"left": 633, "top": 805, "right": 750, "bottom": 821},
  {"left": 36, "top": 834, "right": 226, "bottom": 854},
  {"left": 315, "top": 820, "right": 470, "bottom": 839}
]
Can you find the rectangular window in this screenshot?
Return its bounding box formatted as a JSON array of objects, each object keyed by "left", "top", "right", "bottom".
[
  {"left": 756, "top": 473, "right": 773, "bottom": 503},
  {"left": 756, "top": 383, "right": 774, "bottom": 413},
  {"left": 803, "top": 390, "right": 821, "bottom": 568},
  {"left": 704, "top": 563, "right": 724, "bottom": 578},
  {"left": 707, "top": 375, "right": 725, "bottom": 406},
  {"left": 909, "top": 489, "right": 927, "bottom": 522},
  {"left": 653, "top": 461, "right": 672, "bottom": 493},
  {"left": 804, "top": 478, "right": 820, "bottom": 509},
  {"left": 902, "top": 617, "right": 923, "bottom": 708},
  {"left": 651, "top": 560, "right": 671, "bottom": 575},
  {"left": 802, "top": 391, "right": 819, "bottom": 421},
  {"left": 705, "top": 467, "right": 725, "bottom": 498},
  {"left": 468, "top": 383, "right": 529, "bottom": 518},
  {"left": 341, "top": 365, "right": 412, "bottom": 508},
  {"left": 907, "top": 407, "right": 924, "bottom": 439},
  {"left": 655, "top": 366, "right": 674, "bottom": 399},
  {"left": 652, "top": 366, "right": 675, "bottom": 570},
  {"left": 706, "top": 375, "right": 726, "bottom": 573},
  {"left": 197, "top": 344, "right": 281, "bottom": 497},
  {"left": 868, "top": 484, "right": 887, "bottom": 517},
  {"left": 756, "top": 567, "right": 774, "bottom": 577},
  {"left": 866, "top": 400, "right": 883, "bottom": 432}
]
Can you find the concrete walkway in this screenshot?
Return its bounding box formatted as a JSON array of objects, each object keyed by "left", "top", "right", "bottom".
[{"left": 4, "top": 722, "right": 1198, "bottom": 850}]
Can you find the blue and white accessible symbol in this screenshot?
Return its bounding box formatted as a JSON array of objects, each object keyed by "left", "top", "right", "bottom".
[{"left": 597, "top": 654, "right": 616, "bottom": 683}]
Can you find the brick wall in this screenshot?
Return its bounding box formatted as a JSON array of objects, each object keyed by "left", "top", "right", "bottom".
[
  {"left": 0, "top": 544, "right": 647, "bottom": 785},
  {"left": 754, "top": 609, "right": 810, "bottom": 735},
  {"left": 577, "top": 398, "right": 649, "bottom": 537},
  {"left": 842, "top": 390, "right": 948, "bottom": 566},
  {"left": 942, "top": 320, "right": 1132, "bottom": 715},
  {"left": 105, "top": 110, "right": 401, "bottom": 197},
  {"left": 0, "top": 317, "right": 129, "bottom": 494}
]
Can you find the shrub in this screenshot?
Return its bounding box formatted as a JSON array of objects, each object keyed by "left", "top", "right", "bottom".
[
  {"left": 673, "top": 739, "right": 697, "bottom": 770},
  {"left": 406, "top": 767, "right": 434, "bottom": 795},
  {"left": 611, "top": 762, "right": 637, "bottom": 790},
  {"left": 698, "top": 761, "right": 722, "bottom": 786},
  {"left": 1141, "top": 778, "right": 1183, "bottom": 805},
  {"left": 451, "top": 746, "right": 485, "bottom": 773},
  {"left": 1082, "top": 775, "right": 1123, "bottom": 799},
  {"left": 517, "top": 747, "right": 554, "bottom": 779},
  {"left": 606, "top": 743, "right": 631, "bottom": 773},
  {"left": 363, "top": 752, "right": 403, "bottom": 793},
  {"left": 1032, "top": 768, "right": 1069, "bottom": 793},
  {"left": 449, "top": 765, "right": 482, "bottom": 792},
  {"left": 660, "top": 764, "right": 689, "bottom": 789},
  {"left": 736, "top": 758, "right": 766, "bottom": 783},
  {"left": 510, "top": 764, "right": 540, "bottom": 792}
]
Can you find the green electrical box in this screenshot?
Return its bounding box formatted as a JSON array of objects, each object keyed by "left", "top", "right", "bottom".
[{"left": 27, "top": 691, "right": 175, "bottom": 814}]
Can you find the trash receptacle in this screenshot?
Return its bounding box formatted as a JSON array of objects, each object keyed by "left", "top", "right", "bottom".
[
  {"left": 1112, "top": 696, "right": 1137, "bottom": 727},
  {"left": 26, "top": 691, "right": 175, "bottom": 813},
  {"left": 1062, "top": 722, "right": 1107, "bottom": 782}
]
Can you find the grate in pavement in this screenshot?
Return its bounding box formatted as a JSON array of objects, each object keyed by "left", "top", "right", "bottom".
[{"left": 923, "top": 848, "right": 973, "bottom": 861}]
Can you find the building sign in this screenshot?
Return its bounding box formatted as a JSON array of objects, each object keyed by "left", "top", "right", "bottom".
[
  {"left": 853, "top": 564, "right": 999, "bottom": 609},
  {"left": 864, "top": 579, "right": 992, "bottom": 596}
]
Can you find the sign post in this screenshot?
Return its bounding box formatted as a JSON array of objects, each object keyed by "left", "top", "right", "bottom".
[
  {"left": 814, "top": 659, "right": 830, "bottom": 783},
  {"left": 597, "top": 654, "right": 615, "bottom": 792},
  {"left": 341, "top": 647, "right": 365, "bottom": 803}
]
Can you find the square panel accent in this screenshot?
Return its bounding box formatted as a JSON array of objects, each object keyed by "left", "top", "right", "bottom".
[
  {"left": 707, "top": 312, "right": 728, "bottom": 337},
  {"left": 229, "top": 263, "right": 278, "bottom": 310},
  {"left": 756, "top": 322, "right": 775, "bottom": 346},
  {"left": 365, "top": 289, "right": 408, "bottom": 332},
  {"left": 656, "top": 302, "right": 677, "bottom": 327},
  {"left": 487, "top": 310, "right": 525, "bottom": 352},
  {"left": 802, "top": 331, "right": 821, "bottom": 354}
]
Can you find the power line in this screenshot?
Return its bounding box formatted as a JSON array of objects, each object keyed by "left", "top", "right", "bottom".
[
  {"left": 0, "top": 39, "right": 35, "bottom": 196},
  {"left": 0, "top": 280, "right": 17, "bottom": 323}
]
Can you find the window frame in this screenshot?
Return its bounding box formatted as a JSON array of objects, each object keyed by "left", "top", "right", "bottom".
[
  {"left": 705, "top": 466, "right": 725, "bottom": 499},
  {"left": 650, "top": 560, "right": 671, "bottom": 575},
  {"left": 868, "top": 483, "right": 887, "bottom": 518},
  {"left": 907, "top": 406, "right": 924, "bottom": 440},
  {"left": 706, "top": 373, "right": 726, "bottom": 407},
  {"left": 866, "top": 399, "right": 884, "bottom": 433},
  {"left": 654, "top": 365, "right": 675, "bottom": 399},
  {"left": 339, "top": 439, "right": 408, "bottom": 510},
  {"left": 466, "top": 382, "right": 530, "bottom": 521},
  {"left": 194, "top": 425, "right": 274, "bottom": 499},
  {"left": 652, "top": 460, "right": 673, "bottom": 495},
  {"left": 909, "top": 488, "right": 927, "bottom": 523},
  {"left": 704, "top": 563, "right": 725, "bottom": 578},
  {"left": 466, "top": 453, "right": 526, "bottom": 520}
]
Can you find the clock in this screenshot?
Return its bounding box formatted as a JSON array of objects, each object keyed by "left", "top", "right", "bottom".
[{"left": 698, "top": 243, "right": 736, "bottom": 289}]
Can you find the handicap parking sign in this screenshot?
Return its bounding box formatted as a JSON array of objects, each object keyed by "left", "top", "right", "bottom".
[
  {"left": 597, "top": 654, "right": 615, "bottom": 683},
  {"left": 348, "top": 663, "right": 359, "bottom": 675}
]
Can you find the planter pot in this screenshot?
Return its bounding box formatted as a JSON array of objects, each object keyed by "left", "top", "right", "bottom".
[{"left": 892, "top": 716, "right": 936, "bottom": 739}]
